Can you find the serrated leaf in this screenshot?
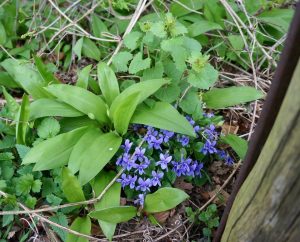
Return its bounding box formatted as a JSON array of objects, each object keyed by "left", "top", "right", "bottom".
[
  {"left": 203, "top": 87, "right": 264, "bottom": 109},
  {"left": 128, "top": 52, "right": 151, "bottom": 74},
  {"left": 34, "top": 55, "right": 60, "bottom": 84},
  {"left": 32, "top": 179, "right": 42, "bottom": 193},
  {"left": 82, "top": 38, "right": 101, "bottom": 61},
  {"left": 62, "top": 167, "right": 85, "bottom": 202},
  {"left": 66, "top": 216, "right": 91, "bottom": 242},
  {"left": 89, "top": 206, "right": 137, "bottom": 223},
  {"left": 16, "top": 95, "right": 30, "bottom": 145},
  {"left": 76, "top": 64, "right": 92, "bottom": 89},
  {"left": 49, "top": 213, "right": 68, "bottom": 241},
  {"left": 179, "top": 89, "right": 202, "bottom": 119},
  {"left": 78, "top": 132, "right": 122, "bottom": 185},
  {"left": 112, "top": 51, "right": 133, "bottom": 72},
  {"left": 123, "top": 31, "right": 142, "bottom": 50},
  {"left": 29, "top": 98, "right": 84, "bottom": 120},
  {"left": 23, "top": 127, "right": 87, "bottom": 170},
  {"left": 154, "top": 83, "right": 180, "bottom": 103},
  {"left": 97, "top": 62, "right": 120, "bottom": 106},
  {"left": 150, "top": 21, "right": 167, "bottom": 38},
  {"left": 93, "top": 171, "right": 121, "bottom": 241},
  {"left": 187, "top": 64, "right": 218, "bottom": 90},
  {"left": 37, "top": 117, "right": 60, "bottom": 139},
  {"left": 45, "top": 84, "right": 109, "bottom": 125},
  {"left": 221, "top": 134, "right": 248, "bottom": 159},
  {"left": 131, "top": 102, "right": 195, "bottom": 137},
  {"left": 142, "top": 61, "right": 164, "bottom": 81},
  {"left": 144, "top": 188, "right": 189, "bottom": 213}
]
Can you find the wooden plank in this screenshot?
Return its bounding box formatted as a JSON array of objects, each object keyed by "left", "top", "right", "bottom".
[{"left": 221, "top": 59, "right": 300, "bottom": 241}]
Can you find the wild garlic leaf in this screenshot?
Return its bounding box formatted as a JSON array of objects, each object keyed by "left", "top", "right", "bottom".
[
  {"left": 37, "top": 117, "right": 60, "bottom": 139},
  {"left": 123, "top": 31, "right": 143, "bottom": 50},
  {"left": 112, "top": 51, "right": 133, "bottom": 72},
  {"left": 128, "top": 52, "right": 151, "bottom": 74}
]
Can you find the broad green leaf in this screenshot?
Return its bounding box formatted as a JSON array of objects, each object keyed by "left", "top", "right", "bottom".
[
  {"left": 0, "top": 22, "right": 7, "bottom": 45},
  {"left": 170, "top": 0, "right": 203, "bottom": 17},
  {"left": 45, "top": 84, "right": 109, "bottom": 124},
  {"left": 82, "top": 37, "right": 101, "bottom": 61},
  {"left": 89, "top": 206, "right": 137, "bottom": 223},
  {"left": 73, "top": 38, "right": 83, "bottom": 60},
  {"left": 1, "top": 59, "right": 52, "bottom": 99},
  {"left": 187, "top": 64, "right": 218, "bottom": 90},
  {"left": 131, "top": 102, "right": 195, "bottom": 137},
  {"left": 203, "top": 87, "right": 264, "bottom": 109},
  {"left": 76, "top": 64, "right": 92, "bottom": 89},
  {"left": 123, "top": 31, "right": 143, "bottom": 50},
  {"left": 34, "top": 56, "right": 60, "bottom": 84},
  {"left": 188, "top": 20, "right": 222, "bottom": 37},
  {"left": 128, "top": 52, "right": 151, "bottom": 74},
  {"left": 29, "top": 98, "right": 84, "bottom": 120},
  {"left": 97, "top": 62, "right": 120, "bottom": 106},
  {"left": 22, "top": 127, "right": 87, "bottom": 169},
  {"left": 112, "top": 51, "right": 133, "bottom": 72},
  {"left": 91, "top": 14, "right": 108, "bottom": 38},
  {"left": 16, "top": 95, "right": 30, "bottom": 145},
  {"left": 62, "top": 167, "right": 85, "bottom": 202},
  {"left": 0, "top": 72, "right": 19, "bottom": 88},
  {"left": 221, "top": 134, "right": 248, "bottom": 160},
  {"left": 110, "top": 79, "right": 169, "bottom": 120},
  {"left": 93, "top": 171, "right": 121, "bottom": 241},
  {"left": 2, "top": 86, "right": 19, "bottom": 119},
  {"left": 68, "top": 128, "right": 103, "bottom": 174},
  {"left": 37, "top": 117, "right": 60, "bottom": 139},
  {"left": 113, "top": 91, "right": 140, "bottom": 135},
  {"left": 144, "top": 188, "right": 189, "bottom": 213},
  {"left": 78, "top": 132, "right": 122, "bottom": 185},
  {"left": 59, "top": 116, "right": 98, "bottom": 133},
  {"left": 66, "top": 216, "right": 91, "bottom": 242}
]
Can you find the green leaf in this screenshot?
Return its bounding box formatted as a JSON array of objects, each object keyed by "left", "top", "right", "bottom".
[
  {"left": 62, "top": 167, "right": 85, "bottom": 202},
  {"left": 66, "top": 216, "right": 91, "bottom": 242},
  {"left": 16, "top": 95, "right": 30, "bottom": 145},
  {"left": 37, "top": 117, "right": 60, "bottom": 139},
  {"left": 45, "top": 84, "right": 109, "bottom": 124},
  {"left": 150, "top": 21, "right": 167, "bottom": 38},
  {"left": 49, "top": 213, "right": 68, "bottom": 241},
  {"left": 123, "top": 31, "right": 143, "bottom": 50},
  {"left": 128, "top": 52, "right": 151, "bottom": 74},
  {"left": 91, "top": 14, "right": 108, "bottom": 38},
  {"left": 93, "top": 171, "right": 121, "bottom": 241},
  {"left": 68, "top": 128, "right": 103, "bottom": 174},
  {"left": 131, "top": 102, "right": 195, "bottom": 137},
  {"left": 142, "top": 61, "right": 164, "bottom": 81},
  {"left": 221, "top": 134, "right": 248, "bottom": 160},
  {"left": 2, "top": 86, "right": 19, "bottom": 119},
  {"left": 112, "top": 51, "right": 133, "bottom": 72},
  {"left": 187, "top": 64, "right": 218, "bottom": 90},
  {"left": 77, "top": 132, "right": 122, "bottom": 185},
  {"left": 1, "top": 59, "right": 52, "bottom": 99},
  {"left": 97, "top": 62, "right": 120, "bottom": 106},
  {"left": 73, "top": 38, "right": 83, "bottom": 60},
  {"left": 113, "top": 91, "right": 141, "bottom": 135},
  {"left": 0, "top": 71, "right": 19, "bottom": 88},
  {"left": 76, "top": 64, "right": 92, "bottom": 89},
  {"left": 89, "top": 206, "right": 137, "bottom": 223},
  {"left": 59, "top": 116, "right": 98, "bottom": 133},
  {"left": 82, "top": 38, "right": 101, "bottom": 61},
  {"left": 154, "top": 83, "right": 180, "bottom": 103},
  {"left": 188, "top": 20, "right": 222, "bottom": 37},
  {"left": 34, "top": 56, "right": 60, "bottom": 84},
  {"left": 29, "top": 98, "right": 84, "bottom": 120},
  {"left": 203, "top": 87, "right": 264, "bottom": 109},
  {"left": 170, "top": 0, "right": 203, "bottom": 17},
  {"left": 0, "top": 22, "right": 7, "bottom": 45},
  {"left": 179, "top": 89, "right": 202, "bottom": 119},
  {"left": 22, "top": 127, "right": 87, "bottom": 170},
  {"left": 144, "top": 188, "right": 189, "bottom": 213},
  {"left": 110, "top": 79, "right": 169, "bottom": 120}
]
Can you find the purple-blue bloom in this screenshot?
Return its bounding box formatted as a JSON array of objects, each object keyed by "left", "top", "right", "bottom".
[
  {"left": 117, "top": 173, "right": 129, "bottom": 188},
  {"left": 136, "top": 178, "right": 152, "bottom": 192},
  {"left": 121, "top": 139, "right": 133, "bottom": 153},
  {"left": 134, "top": 193, "right": 145, "bottom": 206},
  {"left": 156, "top": 153, "right": 172, "bottom": 170},
  {"left": 134, "top": 162, "right": 148, "bottom": 175},
  {"left": 161, "top": 130, "right": 175, "bottom": 143},
  {"left": 127, "top": 175, "right": 137, "bottom": 189},
  {"left": 201, "top": 140, "right": 217, "bottom": 155},
  {"left": 177, "top": 135, "right": 189, "bottom": 146},
  {"left": 151, "top": 171, "right": 164, "bottom": 186}
]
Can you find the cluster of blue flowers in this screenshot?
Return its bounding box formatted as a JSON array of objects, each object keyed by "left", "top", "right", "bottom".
[{"left": 117, "top": 115, "right": 234, "bottom": 206}]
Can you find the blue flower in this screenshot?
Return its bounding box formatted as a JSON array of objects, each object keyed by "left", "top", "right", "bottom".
[
  {"left": 204, "top": 112, "right": 215, "bottom": 118},
  {"left": 121, "top": 139, "right": 133, "bottom": 153},
  {"left": 203, "top": 124, "right": 218, "bottom": 141},
  {"left": 117, "top": 173, "right": 129, "bottom": 188},
  {"left": 201, "top": 140, "right": 217, "bottom": 155},
  {"left": 151, "top": 171, "right": 164, "bottom": 186},
  {"left": 127, "top": 175, "right": 137, "bottom": 189},
  {"left": 134, "top": 193, "right": 145, "bottom": 206},
  {"left": 136, "top": 178, "right": 152, "bottom": 192},
  {"left": 134, "top": 162, "right": 148, "bottom": 175},
  {"left": 161, "top": 130, "right": 175, "bottom": 143},
  {"left": 156, "top": 153, "right": 172, "bottom": 170},
  {"left": 177, "top": 135, "right": 189, "bottom": 146}
]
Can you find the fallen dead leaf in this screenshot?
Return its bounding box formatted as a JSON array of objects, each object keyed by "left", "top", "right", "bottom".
[
  {"left": 153, "top": 211, "right": 170, "bottom": 224},
  {"left": 174, "top": 177, "right": 193, "bottom": 191},
  {"left": 222, "top": 123, "right": 239, "bottom": 135}
]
